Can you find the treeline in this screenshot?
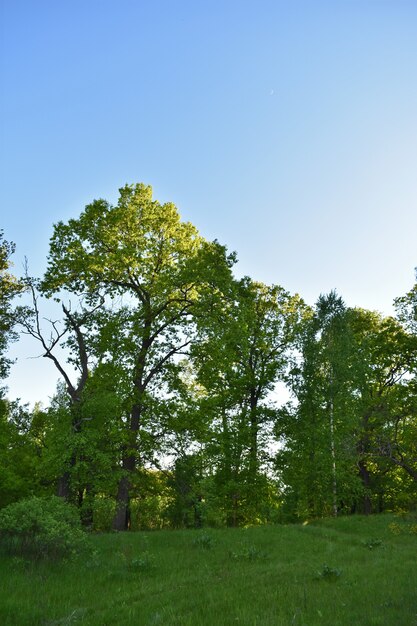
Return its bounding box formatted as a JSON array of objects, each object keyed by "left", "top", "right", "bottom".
[{"left": 1, "top": 184, "right": 416, "bottom": 530}]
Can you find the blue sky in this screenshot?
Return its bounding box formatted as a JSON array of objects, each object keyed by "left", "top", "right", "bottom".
[{"left": 1, "top": 0, "right": 417, "bottom": 404}]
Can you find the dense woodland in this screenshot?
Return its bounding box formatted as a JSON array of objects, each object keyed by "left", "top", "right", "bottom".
[{"left": 1, "top": 184, "right": 417, "bottom": 531}]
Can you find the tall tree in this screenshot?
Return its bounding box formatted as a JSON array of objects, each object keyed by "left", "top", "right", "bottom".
[
  {"left": 19, "top": 276, "right": 105, "bottom": 506},
  {"left": 315, "top": 291, "right": 350, "bottom": 516},
  {"left": 350, "top": 308, "right": 417, "bottom": 510},
  {"left": 41, "top": 183, "right": 235, "bottom": 530},
  {"left": 278, "top": 292, "right": 360, "bottom": 519},
  {"left": 190, "top": 277, "right": 303, "bottom": 525}
]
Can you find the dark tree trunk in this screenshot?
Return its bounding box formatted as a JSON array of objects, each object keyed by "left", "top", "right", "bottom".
[
  {"left": 377, "top": 490, "right": 384, "bottom": 513},
  {"left": 113, "top": 474, "right": 131, "bottom": 531},
  {"left": 193, "top": 495, "right": 203, "bottom": 528},
  {"left": 56, "top": 397, "right": 82, "bottom": 503},
  {"left": 386, "top": 455, "right": 417, "bottom": 482},
  {"left": 57, "top": 472, "right": 71, "bottom": 499},
  {"left": 227, "top": 492, "right": 239, "bottom": 528},
  {"left": 358, "top": 411, "right": 372, "bottom": 514},
  {"left": 113, "top": 403, "right": 142, "bottom": 531},
  {"left": 358, "top": 459, "right": 372, "bottom": 515},
  {"left": 248, "top": 390, "right": 258, "bottom": 479}
]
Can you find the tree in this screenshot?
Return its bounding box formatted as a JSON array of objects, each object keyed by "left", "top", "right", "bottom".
[
  {"left": 279, "top": 295, "right": 417, "bottom": 520},
  {"left": 40, "top": 183, "right": 235, "bottom": 530},
  {"left": 277, "top": 292, "right": 361, "bottom": 519},
  {"left": 190, "top": 277, "right": 303, "bottom": 525},
  {"left": 349, "top": 308, "right": 417, "bottom": 510},
  {"left": 0, "top": 233, "right": 32, "bottom": 508},
  {"left": 0, "top": 231, "right": 23, "bottom": 387},
  {"left": 0, "top": 400, "right": 40, "bottom": 507},
  {"left": 315, "top": 291, "right": 352, "bottom": 516},
  {"left": 18, "top": 275, "right": 106, "bottom": 510}
]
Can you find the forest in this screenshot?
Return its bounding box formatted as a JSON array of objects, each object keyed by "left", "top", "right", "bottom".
[{"left": 1, "top": 183, "right": 417, "bottom": 531}]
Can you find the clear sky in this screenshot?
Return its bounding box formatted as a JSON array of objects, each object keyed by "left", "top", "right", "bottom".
[{"left": 1, "top": 0, "right": 417, "bottom": 405}]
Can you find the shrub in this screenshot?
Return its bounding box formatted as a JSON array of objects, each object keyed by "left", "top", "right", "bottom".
[
  {"left": 388, "top": 522, "right": 402, "bottom": 535},
  {"left": 229, "top": 544, "right": 268, "bottom": 561},
  {"left": 362, "top": 538, "right": 383, "bottom": 550},
  {"left": 0, "top": 496, "right": 89, "bottom": 560},
  {"left": 192, "top": 532, "right": 215, "bottom": 550},
  {"left": 316, "top": 564, "right": 342, "bottom": 581}
]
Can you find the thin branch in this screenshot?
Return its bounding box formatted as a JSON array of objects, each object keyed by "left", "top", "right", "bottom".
[{"left": 142, "top": 340, "right": 191, "bottom": 390}]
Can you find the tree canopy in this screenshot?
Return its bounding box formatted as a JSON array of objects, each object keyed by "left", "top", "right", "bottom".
[{"left": 1, "top": 184, "right": 416, "bottom": 527}]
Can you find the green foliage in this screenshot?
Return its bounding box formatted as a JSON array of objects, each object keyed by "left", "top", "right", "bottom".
[
  {"left": 166, "top": 454, "right": 204, "bottom": 529},
  {"left": 228, "top": 543, "right": 268, "bottom": 561},
  {"left": 0, "top": 496, "right": 89, "bottom": 560},
  {"left": 39, "top": 183, "right": 237, "bottom": 530},
  {"left": 0, "top": 231, "right": 24, "bottom": 384},
  {"left": 188, "top": 276, "right": 304, "bottom": 526},
  {"left": 3, "top": 184, "right": 417, "bottom": 529},
  {"left": 277, "top": 292, "right": 363, "bottom": 518},
  {"left": 387, "top": 514, "right": 417, "bottom": 536},
  {"left": 316, "top": 563, "right": 342, "bottom": 581},
  {"left": 278, "top": 293, "right": 417, "bottom": 520},
  {"left": 128, "top": 469, "right": 172, "bottom": 531},
  {"left": 0, "top": 399, "right": 47, "bottom": 508},
  {"left": 89, "top": 496, "right": 116, "bottom": 532}
]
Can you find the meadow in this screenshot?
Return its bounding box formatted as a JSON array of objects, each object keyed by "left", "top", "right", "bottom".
[{"left": 0, "top": 513, "right": 416, "bottom": 626}]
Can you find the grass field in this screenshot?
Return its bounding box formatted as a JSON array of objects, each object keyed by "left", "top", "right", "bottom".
[{"left": 0, "top": 513, "right": 416, "bottom": 625}]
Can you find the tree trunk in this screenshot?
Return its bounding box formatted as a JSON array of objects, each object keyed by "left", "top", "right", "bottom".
[
  {"left": 357, "top": 411, "right": 372, "bottom": 514},
  {"left": 57, "top": 472, "right": 71, "bottom": 499},
  {"left": 113, "top": 474, "right": 131, "bottom": 531},
  {"left": 358, "top": 459, "right": 372, "bottom": 515},
  {"left": 329, "top": 390, "right": 338, "bottom": 517},
  {"left": 249, "top": 390, "right": 258, "bottom": 478},
  {"left": 113, "top": 403, "right": 141, "bottom": 531},
  {"left": 56, "top": 398, "right": 81, "bottom": 503}
]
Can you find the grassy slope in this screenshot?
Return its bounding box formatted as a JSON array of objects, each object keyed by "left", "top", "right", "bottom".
[{"left": 0, "top": 513, "right": 416, "bottom": 625}]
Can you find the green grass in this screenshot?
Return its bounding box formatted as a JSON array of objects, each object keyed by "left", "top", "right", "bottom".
[{"left": 1, "top": 513, "right": 416, "bottom": 625}]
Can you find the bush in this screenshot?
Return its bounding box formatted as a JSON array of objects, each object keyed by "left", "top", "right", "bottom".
[
  {"left": 0, "top": 496, "right": 89, "bottom": 560},
  {"left": 362, "top": 538, "right": 383, "bottom": 550},
  {"left": 229, "top": 544, "right": 268, "bottom": 561},
  {"left": 192, "top": 532, "right": 215, "bottom": 550},
  {"left": 316, "top": 564, "right": 342, "bottom": 581}
]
